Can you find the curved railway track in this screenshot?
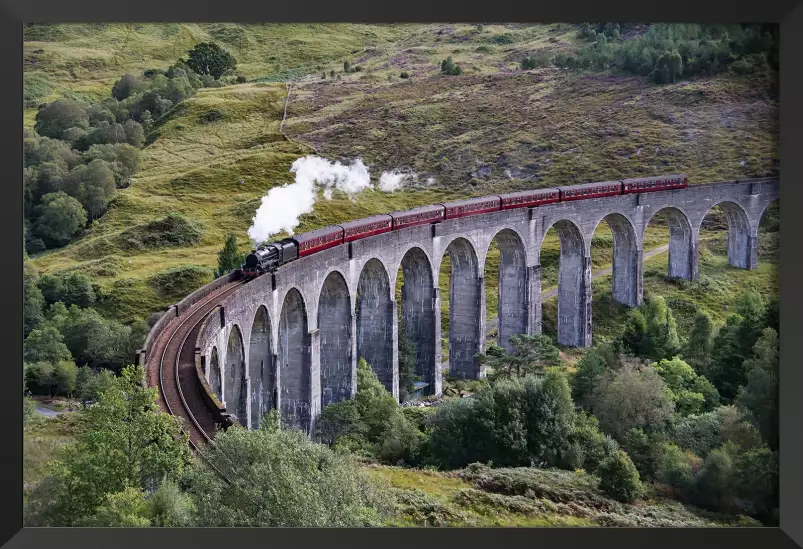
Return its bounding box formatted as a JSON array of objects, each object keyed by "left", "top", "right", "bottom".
[{"left": 145, "top": 279, "right": 245, "bottom": 470}]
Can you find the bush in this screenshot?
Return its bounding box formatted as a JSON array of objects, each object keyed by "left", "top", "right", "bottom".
[
  {"left": 691, "top": 444, "right": 735, "bottom": 510},
  {"left": 655, "top": 442, "right": 700, "bottom": 497},
  {"left": 187, "top": 425, "right": 392, "bottom": 526},
  {"left": 428, "top": 370, "right": 575, "bottom": 469},
  {"left": 38, "top": 271, "right": 96, "bottom": 308},
  {"left": 83, "top": 143, "right": 142, "bottom": 187},
  {"left": 111, "top": 74, "right": 147, "bottom": 101},
  {"left": 400, "top": 71, "right": 410, "bottom": 79},
  {"left": 440, "top": 57, "right": 463, "bottom": 76},
  {"left": 24, "top": 326, "right": 73, "bottom": 364},
  {"left": 236, "top": 75, "right": 247, "bottom": 83},
  {"left": 672, "top": 409, "right": 725, "bottom": 457},
  {"left": 187, "top": 42, "right": 237, "bottom": 80},
  {"left": 378, "top": 411, "right": 425, "bottom": 465},
  {"left": 24, "top": 366, "right": 190, "bottom": 526},
  {"left": 733, "top": 447, "right": 778, "bottom": 521},
  {"left": 116, "top": 214, "right": 203, "bottom": 251},
  {"left": 597, "top": 450, "right": 644, "bottom": 503},
  {"left": 589, "top": 360, "right": 675, "bottom": 441},
  {"left": 61, "top": 159, "right": 116, "bottom": 219},
  {"left": 33, "top": 192, "right": 87, "bottom": 246},
  {"left": 34, "top": 100, "right": 89, "bottom": 139},
  {"left": 561, "top": 411, "right": 618, "bottom": 473}
]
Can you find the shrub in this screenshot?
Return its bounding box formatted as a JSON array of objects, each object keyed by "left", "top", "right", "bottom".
[
  {"left": 672, "top": 409, "right": 725, "bottom": 457},
  {"left": 691, "top": 444, "right": 736, "bottom": 510},
  {"left": 428, "top": 370, "right": 575, "bottom": 469},
  {"left": 597, "top": 450, "right": 644, "bottom": 503},
  {"left": 38, "top": 271, "right": 96, "bottom": 308},
  {"left": 24, "top": 261, "right": 45, "bottom": 336},
  {"left": 24, "top": 326, "right": 73, "bottom": 364},
  {"left": 378, "top": 411, "right": 424, "bottom": 465},
  {"left": 655, "top": 442, "right": 699, "bottom": 497},
  {"left": 111, "top": 74, "right": 147, "bottom": 101},
  {"left": 116, "top": 214, "right": 203, "bottom": 251},
  {"left": 440, "top": 56, "right": 463, "bottom": 76},
  {"left": 236, "top": 75, "right": 247, "bottom": 83},
  {"left": 61, "top": 159, "right": 116, "bottom": 219},
  {"left": 33, "top": 192, "right": 86, "bottom": 246},
  {"left": 733, "top": 447, "right": 778, "bottom": 521},
  {"left": 589, "top": 360, "right": 675, "bottom": 441},
  {"left": 186, "top": 42, "right": 237, "bottom": 80},
  {"left": 187, "top": 425, "right": 392, "bottom": 526},
  {"left": 400, "top": 71, "right": 410, "bottom": 79},
  {"left": 24, "top": 366, "right": 190, "bottom": 526},
  {"left": 561, "top": 411, "right": 617, "bottom": 473},
  {"left": 34, "top": 100, "right": 90, "bottom": 139}
]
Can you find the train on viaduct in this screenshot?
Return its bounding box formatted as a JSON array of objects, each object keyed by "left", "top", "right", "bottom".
[{"left": 137, "top": 175, "right": 779, "bottom": 447}]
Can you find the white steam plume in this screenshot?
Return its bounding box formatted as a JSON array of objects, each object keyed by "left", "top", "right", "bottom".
[
  {"left": 247, "top": 155, "right": 372, "bottom": 245},
  {"left": 378, "top": 170, "right": 412, "bottom": 192}
]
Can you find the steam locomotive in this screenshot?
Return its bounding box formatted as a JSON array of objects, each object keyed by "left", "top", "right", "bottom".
[{"left": 241, "top": 174, "right": 688, "bottom": 280}]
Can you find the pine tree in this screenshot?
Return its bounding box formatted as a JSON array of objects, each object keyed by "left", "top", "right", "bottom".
[
  {"left": 216, "top": 233, "right": 243, "bottom": 277},
  {"left": 736, "top": 327, "right": 779, "bottom": 450},
  {"left": 685, "top": 311, "right": 717, "bottom": 374}
]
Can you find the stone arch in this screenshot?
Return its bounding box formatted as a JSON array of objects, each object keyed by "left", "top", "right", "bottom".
[
  {"left": 209, "top": 346, "right": 222, "bottom": 400},
  {"left": 441, "top": 237, "right": 482, "bottom": 379},
  {"left": 248, "top": 305, "right": 273, "bottom": 430},
  {"left": 591, "top": 212, "right": 641, "bottom": 307},
  {"left": 224, "top": 325, "right": 247, "bottom": 425},
  {"left": 397, "top": 247, "right": 437, "bottom": 395},
  {"left": 701, "top": 200, "right": 751, "bottom": 269},
  {"left": 756, "top": 198, "right": 780, "bottom": 268},
  {"left": 318, "top": 271, "right": 353, "bottom": 409},
  {"left": 540, "top": 219, "right": 589, "bottom": 348},
  {"left": 356, "top": 258, "right": 394, "bottom": 394},
  {"left": 644, "top": 207, "right": 695, "bottom": 280},
  {"left": 485, "top": 228, "right": 528, "bottom": 353},
  {"left": 279, "top": 288, "right": 311, "bottom": 432}
]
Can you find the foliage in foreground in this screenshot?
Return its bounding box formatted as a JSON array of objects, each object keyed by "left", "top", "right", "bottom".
[
  {"left": 188, "top": 417, "right": 393, "bottom": 527},
  {"left": 25, "top": 366, "right": 191, "bottom": 526}
]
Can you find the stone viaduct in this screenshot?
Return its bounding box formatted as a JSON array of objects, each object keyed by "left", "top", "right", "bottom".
[{"left": 190, "top": 179, "right": 778, "bottom": 434}]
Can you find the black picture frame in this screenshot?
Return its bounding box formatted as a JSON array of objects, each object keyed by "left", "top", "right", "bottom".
[{"left": 4, "top": 1, "right": 801, "bottom": 547}]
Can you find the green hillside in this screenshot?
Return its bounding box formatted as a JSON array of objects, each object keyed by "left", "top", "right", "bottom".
[{"left": 25, "top": 23, "right": 779, "bottom": 327}]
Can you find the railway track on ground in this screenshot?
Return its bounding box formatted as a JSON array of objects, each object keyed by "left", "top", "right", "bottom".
[{"left": 145, "top": 279, "right": 245, "bottom": 474}]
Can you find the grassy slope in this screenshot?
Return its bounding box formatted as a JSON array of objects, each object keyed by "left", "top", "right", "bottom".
[
  {"left": 367, "top": 464, "right": 748, "bottom": 527},
  {"left": 26, "top": 23, "right": 778, "bottom": 325}
]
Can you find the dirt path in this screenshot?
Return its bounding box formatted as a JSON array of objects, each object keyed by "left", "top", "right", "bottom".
[
  {"left": 35, "top": 406, "right": 63, "bottom": 418},
  {"left": 441, "top": 243, "right": 670, "bottom": 369}
]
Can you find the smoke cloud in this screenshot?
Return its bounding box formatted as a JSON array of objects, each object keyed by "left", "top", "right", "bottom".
[
  {"left": 378, "top": 170, "right": 412, "bottom": 192},
  {"left": 248, "top": 155, "right": 419, "bottom": 245}
]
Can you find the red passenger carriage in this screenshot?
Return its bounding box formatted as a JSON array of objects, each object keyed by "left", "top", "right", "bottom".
[
  {"left": 499, "top": 188, "right": 560, "bottom": 210},
  {"left": 340, "top": 214, "right": 394, "bottom": 243},
  {"left": 294, "top": 225, "right": 344, "bottom": 257},
  {"left": 390, "top": 204, "right": 446, "bottom": 229},
  {"left": 622, "top": 174, "right": 688, "bottom": 194},
  {"left": 559, "top": 181, "right": 623, "bottom": 202},
  {"left": 441, "top": 196, "right": 502, "bottom": 220}
]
